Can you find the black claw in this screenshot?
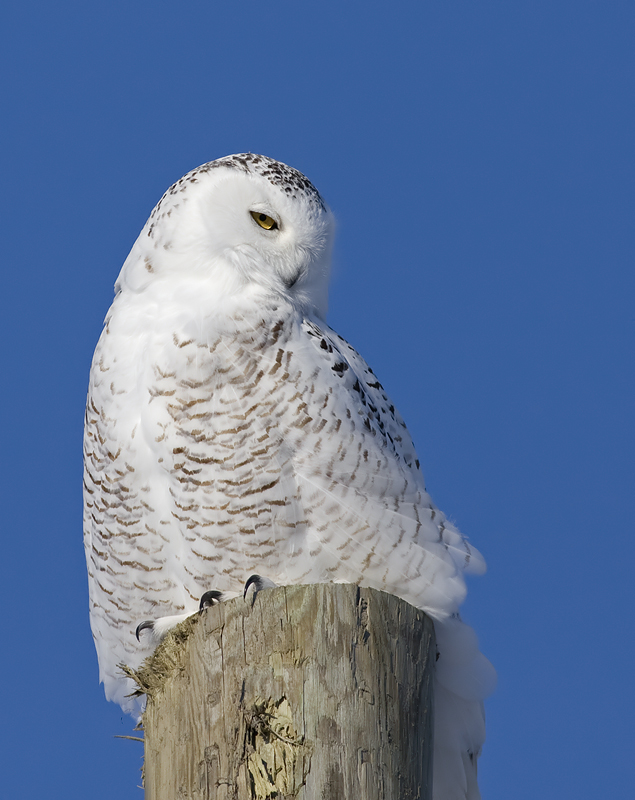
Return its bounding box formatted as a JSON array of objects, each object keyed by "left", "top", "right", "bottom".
[
  {"left": 199, "top": 590, "right": 223, "bottom": 614},
  {"left": 243, "top": 574, "right": 278, "bottom": 598},
  {"left": 244, "top": 574, "right": 262, "bottom": 598},
  {"left": 135, "top": 620, "right": 154, "bottom": 642}
]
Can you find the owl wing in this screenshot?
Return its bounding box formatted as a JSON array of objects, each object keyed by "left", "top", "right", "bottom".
[{"left": 276, "top": 316, "right": 485, "bottom": 619}]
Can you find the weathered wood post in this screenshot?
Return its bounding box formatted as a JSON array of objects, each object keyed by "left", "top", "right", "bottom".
[{"left": 132, "top": 583, "right": 435, "bottom": 799}]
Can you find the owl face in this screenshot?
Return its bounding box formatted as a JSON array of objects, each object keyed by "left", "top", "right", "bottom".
[{"left": 116, "top": 155, "right": 335, "bottom": 318}]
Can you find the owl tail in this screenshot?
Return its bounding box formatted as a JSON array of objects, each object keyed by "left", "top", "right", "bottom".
[{"left": 432, "top": 617, "right": 496, "bottom": 800}]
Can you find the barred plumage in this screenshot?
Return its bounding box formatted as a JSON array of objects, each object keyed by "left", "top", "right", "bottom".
[{"left": 84, "top": 154, "right": 494, "bottom": 800}]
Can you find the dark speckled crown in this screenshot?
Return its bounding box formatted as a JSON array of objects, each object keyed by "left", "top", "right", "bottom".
[{"left": 147, "top": 154, "right": 326, "bottom": 235}]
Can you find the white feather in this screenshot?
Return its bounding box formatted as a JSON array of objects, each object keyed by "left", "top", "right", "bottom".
[{"left": 84, "top": 154, "right": 495, "bottom": 797}]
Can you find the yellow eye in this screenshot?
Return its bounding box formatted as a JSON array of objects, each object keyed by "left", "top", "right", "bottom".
[{"left": 250, "top": 210, "right": 278, "bottom": 230}]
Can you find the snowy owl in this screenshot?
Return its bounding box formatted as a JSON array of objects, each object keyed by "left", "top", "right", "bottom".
[{"left": 84, "top": 153, "right": 495, "bottom": 799}]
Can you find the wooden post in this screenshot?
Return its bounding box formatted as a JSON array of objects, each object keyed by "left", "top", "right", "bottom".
[{"left": 132, "top": 583, "right": 435, "bottom": 799}]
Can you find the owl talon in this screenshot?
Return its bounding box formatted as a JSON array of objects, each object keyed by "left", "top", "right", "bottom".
[
  {"left": 244, "top": 574, "right": 278, "bottom": 599},
  {"left": 135, "top": 620, "right": 155, "bottom": 641},
  {"left": 135, "top": 612, "right": 193, "bottom": 643},
  {"left": 199, "top": 589, "right": 224, "bottom": 613}
]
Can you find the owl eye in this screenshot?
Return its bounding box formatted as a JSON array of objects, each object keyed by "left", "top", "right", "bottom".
[{"left": 250, "top": 210, "right": 279, "bottom": 231}]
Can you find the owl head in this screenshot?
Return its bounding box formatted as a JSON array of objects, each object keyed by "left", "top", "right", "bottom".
[{"left": 115, "top": 154, "right": 335, "bottom": 319}]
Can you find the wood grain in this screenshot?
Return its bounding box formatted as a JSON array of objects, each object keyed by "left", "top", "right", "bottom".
[{"left": 139, "top": 584, "right": 434, "bottom": 799}]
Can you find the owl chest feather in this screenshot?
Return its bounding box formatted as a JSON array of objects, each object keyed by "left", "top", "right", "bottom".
[
  {"left": 86, "top": 298, "right": 429, "bottom": 597},
  {"left": 152, "top": 316, "right": 308, "bottom": 540}
]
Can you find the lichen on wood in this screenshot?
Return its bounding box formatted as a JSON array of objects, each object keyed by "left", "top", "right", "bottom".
[{"left": 243, "top": 696, "right": 312, "bottom": 799}]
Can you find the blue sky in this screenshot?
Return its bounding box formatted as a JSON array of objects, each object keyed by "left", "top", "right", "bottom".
[{"left": 1, "top": 2, "right": 633, "bottom": 797}]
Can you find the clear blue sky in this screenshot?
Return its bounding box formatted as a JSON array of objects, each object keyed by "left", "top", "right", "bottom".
[{"left": 1, "top": 2, "right": 633, "bottom": 797}]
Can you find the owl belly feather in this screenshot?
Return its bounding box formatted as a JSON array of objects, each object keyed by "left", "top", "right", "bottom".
[{"left": 143, "top": 308, "right": 319, "bottom": 601}]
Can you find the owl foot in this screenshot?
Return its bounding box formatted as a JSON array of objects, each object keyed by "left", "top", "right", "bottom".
[
  {"left": 243, "top": 574, "right": 278, "bottom": 600},
  {"left": 136, "top": 591, "right": 232, "bottom": 643},
  {"left": 135, "top": 612, "right": 192, "bottom": 644},
  {"left": 199, "top": 590, "right": 225, "bottom": 613}
]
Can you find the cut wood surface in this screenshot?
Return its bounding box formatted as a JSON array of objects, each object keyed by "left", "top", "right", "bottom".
[{"left": 135, "top": 583, "right": 435, "bottom": 799}]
